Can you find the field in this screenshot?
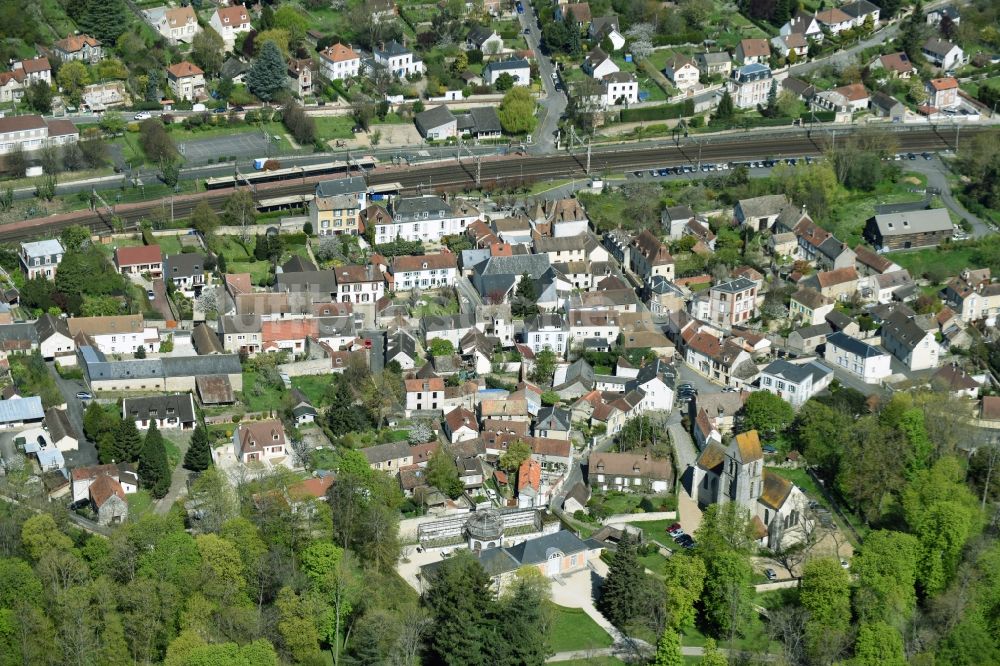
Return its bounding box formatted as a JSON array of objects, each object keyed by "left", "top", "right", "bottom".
[
  {"left": 546, "top": 604, "right": 614, "bottom": 653},
  {"left": 825, "top": 171, "right": 929, "bottom": 247},
  {"left": 887, "top": 244, "right": 978, "bottom": 280},
  {"left": 241, "top": 370, "right": 287, "bottom": 413}
]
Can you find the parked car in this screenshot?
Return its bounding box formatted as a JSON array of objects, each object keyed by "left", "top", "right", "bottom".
[
  {"left": 765, "top": 568, "right": 777, "bottom": 581},
  {"left": 762, "top": 444, "right": 777, "bottom": 454},
  {"left": 133, "top": 111, "right": 152, "bottom": 120},
  {"left": 667, "top": 523, "right": 684, "bottom": 537},
  {"left": 76, "top": 391, "right": 92, "bottom": 400},
  {"left": 146, "top": 289, "right": 155, "bottom": 300}
]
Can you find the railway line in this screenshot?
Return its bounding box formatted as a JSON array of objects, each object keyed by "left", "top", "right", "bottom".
[{"left": 0, "top": 125, "right": 981, "bottom": 243}]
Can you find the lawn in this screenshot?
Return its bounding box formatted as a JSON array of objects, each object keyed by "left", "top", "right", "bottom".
[
  {"left": 681, "top": 622, "right": 777, "bottom": 654},
  {"left": 291, "top": 374, "right": 337, "bottom": 406},
  {"left": 546, "top": 604, "right": 615, "bottom": 653},
  {"left": 626, "top": 519, "right": 675, "bottom": 547},
  {"left": 638, "top": 549, "right": 669, "bottom": 577},
  {"left": 887, "top": 245, "right": 978, "bottom": 280},
  {"left": 825, "top": 171, "right": 930, "bottom": 247},
  {"left": 313, "top": 116, "right": 356, "bottom": 141},
  {"left": 241, "top": 370, "right": 287, "bottom": 413},
  {"left": 126, "top": 490, "right": 156, "bottom": 518},
  {"left": 153, "top": 234, "right": 186, "bottom": 256}
]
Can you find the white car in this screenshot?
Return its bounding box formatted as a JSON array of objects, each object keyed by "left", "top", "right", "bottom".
[{"left": 134, "top": 111, "right": 152, "bottom": 120}]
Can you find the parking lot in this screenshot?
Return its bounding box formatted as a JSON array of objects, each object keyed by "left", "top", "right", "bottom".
[{"left": 179, "top": 132, "right": 274, "bottom": 165}]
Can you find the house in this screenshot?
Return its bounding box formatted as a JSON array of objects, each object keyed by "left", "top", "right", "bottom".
[
  {"left": 942, "top": 269, "right": 1000, "bottom": 324},
  {"left": 786, "top": 323, "right": 832, "bottom": 355},
  {"left": 735, "top": 194, "right": 789, "bottom": 232},
  {"left": 363, "top": 442, "right": 414, "bottom": 471},
  {"left": 806, "top": 266, "right": 859, "bottom": 302},
  {"left": 40, "top": 408, "right": 77, "bottom": 453},
  {"left": 771, "top": 33, "right": 808, "bottom": 59},
  {"left": 864, "top": 209, "right": 953, "bottom": 250},
  {"left": 443, "top": 406, "right": 478, "bottom": 443},
  {"left": 378, "top": 195, "right": 480, "bottom": 244},
  {"left": 781, "top": 77, "right": 818, "bottom": 103},
  {"left": 35, "top": 314, "right": 74, "bottom": 363},
  {"left": 853, "top": 244, "right": 897, "bottom": 276},
  {"left": 695, "top": 51, "right": 732, "bottom": 78},
  {"left": 870, "top": 269, "right": 915, "bottom": 304},
  {"left": 386, "top": 328, "right": 419, "bottom": 369},
  {"left": 262, "top": 319, "right": 318, "bottom": 354},
  {"left": 287, "top": 58, "right": 313, "bottom": 97},
  {"left": 871, "top": 52, "right": 916, "bottom": 79},
  {"left": 758, "top": 358, "right": 834, "bottom": 408},
  {"left": 931, "top": 363, "right": 980, "bottom": 398},
  {"left": 483, "top": 58, "right": 531, "bottom": 86},
  {"left": 405, "top": 377, "right": 445, "bottom": 415},
  {"left": 391, "top": 252, "right": 458, "bottom": 291},
  {"left": 334, "top": 265, "right": 385, "bottom": 303},
  {"left": 68, "top": 315, "right": 157, "bottom": 355},
  {"left": 164, "top": 253, "right": 206, "bottom": 296},
  {"left": 81, "top": 351, "right": 243, "bottom": 394},
  {"left": 114, "top": 245, "right": 163, "bottom": 277},
  {"left": 0, "top": 115, "right": 79, "bottom": 155},
  {"left": 684, "top": 332, "right": 756, "bottom": 387},
  {"left": 11, "top": 57, "right": 51, "bottom": 85},
  {"left": 927, "top": 5, "right": 960, "bottom": 26},
  {"left": 630, "top": 230, "right": 674, "bottom": 282},
  {"left": 166, "top": 61, "right": 205, "bottom": 101},
  {"left": 233, "top": 419, "right": 287, "bottom": 464},
  {"left": 781, "top": 10, "right": 823, "bottom": 41},
  {"left": 921, "top": 38, "right": 964, "bottom": 70},
  {"left": 813, "top": 82, "right": 869, "bottom": 113},
  {"left": 582, "top": 47, "right": 618, "bottom": 79},
  {"left": 842, "top": 0, "right": 880, "bottom": 27},
  {"left": 691, "top": 430, "right": 810, "bottom": 548},
  {"left": 524, "top": 313, "right": 569, "bottom": 356},
  {"left": 373, "top": 40, "right": 425, "bottom": 78},
  {"left": 290, "top": 391, "right": 317, "bottom": 425},
  {"left": 319, "top": 43, "right": 361, "bottom": 81},
  {"left": 196, "top": 374, "right": 235, "bottom": 405},
  {"left": 880, "top": 307, "right": 939, "bottom": 371},
  {"left": 558, "top": 2, "right": 592, "bottom": 28},
  {"left": 815, "top": 7, "right": 854, "bottom": 34},
  {"left": 736, "top": 39, "right": 770, "bottom": 65},
  {"left": 664, "top": 55, "right": 699, "bottom": 91},
  {"left": 147, "top": 5, "right": 200, "bottom": 44},
  {"left": 535, "top": 406, "right": 572, "bottom": 440},
  {"left": 209, "top": 5, "right": 251, "bottom": 50},
  {"left": 590, "top": 15, "right": 625, "bottom": 50},
  {"left": 789, "top": 287, "right": 834, "bottom": 325},
  {"left": 310, "top": 176, "right": 367, "bottom": 236},
  {"left": 926, "top": 77, "right": 959, "bottom": 109},
  {"left": 517, "top": 458, "right": 545, "bottom": 508},
  {"left": 568, "top": 309, "right": 621, "bottom": 348},
  {"left": 51, "top": 34, "right": 103, "bottom": 63},
  {"left": 456, "top": 107, "right": 503, "bottom": 139},
  {"left": 629, "top": 358, "right": 676, "bottom": 412},
  {"left": 709, "top": 277, "right": 758, "bottom": 327},
  {"left": 870, "top": 91, "right": 907, "bottom": 121},
  {"left": 727, "top": 64, "right": 773, "bottom": 109},
  {"left": 0, "top": 396, "right": 44, "bottom": 429},
  {"left": 0, "top": 70, "right": 27, "bottom": 104},
  {"left": 122, "top": 393, "right": 196, "bottom": 430},
  {"left": 466, "top": 26, "right": 503, "bottom": 54},
  {"left": 221, "top": 57, "right": 251, "bottom": 84},
  {"left": 588, "top": 450, "right": 673, "bottom": 493},
  {"left": 543, "top": 198, "right": 591, "bottom": 238},
  {"left": 19, "top": 239, "right": 64, "bottom": 280},
  {"left": 71, "top": 463, "right": 137, "bottom": 503},
  {"left": 596, "top": 72, "right": 639, "bottom": 106},
  {"left": 414, "top": 105, "right": 457, "bottom": 140},
  {"left": 824, "top": 331, "right": 891, "bottom": 383}
]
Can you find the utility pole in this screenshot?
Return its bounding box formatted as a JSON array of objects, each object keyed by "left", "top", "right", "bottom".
[{"left": 586, "top": 138, "right": 591, "bottom": 176}]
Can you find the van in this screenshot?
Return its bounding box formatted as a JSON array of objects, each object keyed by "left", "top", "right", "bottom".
[{"left": 192, "top": 103, "right": 207, "bottom": 112}]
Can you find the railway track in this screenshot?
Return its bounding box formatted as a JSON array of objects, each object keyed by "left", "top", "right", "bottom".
[{"left": 0, "top": 126, "right": 980, "bottom": 243}]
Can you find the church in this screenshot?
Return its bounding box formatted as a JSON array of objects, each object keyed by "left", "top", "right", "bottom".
[{"left": 690, "top": 430, "right": 811, "bottom": 549}]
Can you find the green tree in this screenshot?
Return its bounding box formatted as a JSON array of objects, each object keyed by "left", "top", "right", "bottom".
[
  {"left": 653, "top": 626, "right": 683, "bottom": 666},
  {"left": 498, "top": 577, "right": 549, "bottom": 665},
  {"left": 498, "top": 439, "right": 532, "bottom": 472},
  {"left": 60, "top": 224, "right": 92, "bottom": 251},
  {"left": 498, "top": 87, "right": 537, "bottom": 135},
  {"left": 426, "top": 446, "right": 464, "bottom": 498},
  {"left": 138, "top": 421, "right": 171, "bottom": 498},
  {"left": 190, "top": 200, "right": 220, "bottom": 237},
  {"left": 247, "top": 40, "right": 287, "bottom": 101},
  {"left": 273, "top": 5, "right": 309, "bottom": 47},
  {"left": 494, "top": 72, "right": 515, "bottom": 91},
  {"left": 854, "top": 621, "right": 905, "bottom": 666},
  {"left": 791, "top": 400, "right": 851, "bottom": 479},
  {"left": 275, "top": 587, "right": 321, "bottom": 664},
  {"left": 529, "top": 349, "right": 557, "bottom": 384},
  {"left": 192, "top": 27, "right": 225, "bottom": 78},
  {"left": 20, "top": 514, "right": 74, "bottom": 561},
  {"left": 428, "top": 338, "right": 455, "bottom": 357},
  {"left": 852, "top": 529, "right": 920, "bottom": 624},
  {"left": 57, "top": 61, "right": 91, "bottom": 106},
  {"left": 701, "top": 548, "right": 754, "bottom": 639},
  {"left": 183, "top": 424, "right": 213, "bottom": 471},
  {"left": 800, "top": 557, "right": 851, "bottom": 661},
  {"left": 714, "top": 90, "right": 735, "bottom": 121},
  {"left": 741, "top": 390, "right": 794, "bottom": 437},
  {"left": 701, "top": 638, "right": 727, "bottom": 666},
  {"left": 25, "top": 81, "right": 53, "bottom": 114},
  {"left": 117, "top": 418, "right": 144, "bottom": 463},
  {"left": 223, "top": 190, "right": 257, "bottom": 228},
  {"left": 81, "top": 295, "right": 121, "bottom": 317},
  {"left": 597, "top": 532, "right": 645, "bottom": 629},
  {"left": 424, "top": 552, "right": 494, "bottom": 666},
  {"left": 325, "top": 377, "right": 371, "bottom": 434},
  {"left": 512, "top": 273, "right": 539, "bottom": 317},
  {"left": 663, "top": 554, "right": 705, "bottom": 630},
  {"left": 77, "top": 0, "right": 129, "bottom": 43}
]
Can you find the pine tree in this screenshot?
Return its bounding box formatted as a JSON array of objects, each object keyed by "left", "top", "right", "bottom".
[
  {"left": 183, "top": 424, "right": 213, "bottom": 471},
  {"left": 766, "top": 79, "right": 778, "bottom": 116},
  {"left": 117, "top": 419, "right": 143, "bottom": 463},
  {"left": 654, "top": 626, "right": 684, "bottom": 666},
  {"left": 97, "top": 432, "right": 117, "bottom": 465},
  {"left": 325, "top": 378, "right": 371, "bottom": 434},
  {"left": 83, "top": 400, "right": 108, "bottom": 441},
  {"left": 78, "top": 0, "right": 129, "bottom": 44},
  {"left": 597, "top": 532, "right": 645, "bottom": 629},
  {"left": 247, "top": 41, "right": 287, "bottom": 102},
  {"left": 512, "top": 272, "right": 539, "bottom": 317},
  {"left": 138, "top": 421, "right": 171, "bottom": 499},
  {"left": 715, "top": 91, "right": 735, "bottom": 121},
  {"left": 497, "top": 578, "right": 548, "bottom": 665}
]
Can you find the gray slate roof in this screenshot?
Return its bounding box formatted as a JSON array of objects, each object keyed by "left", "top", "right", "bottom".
[
  {"left": 165, "top": 253, "right": 205, "bottom": 279},
  {"left": 872, "top": 209, "right": 952, "bottom": 236},
  {"left": 415, "top": 105, "right": 456, "bottom": 133},
  {"left": 826, "top": 331, "right": 886, "bottom": 358},
  {"left": 316, "top": 176, "right": 366, "bottom": 197},
  {"left": 123, "top": 393, "right": 195, "bottom": 423}
]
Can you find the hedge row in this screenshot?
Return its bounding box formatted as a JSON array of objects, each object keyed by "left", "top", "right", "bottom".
[{"left": 620, "top": 103, "right": 689, "bottom": 122}]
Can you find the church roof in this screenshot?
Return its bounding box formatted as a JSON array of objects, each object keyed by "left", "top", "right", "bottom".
[
  {"left": 696, "top": 441, "right": 726, "bottom": 473},
  {"left": 758, "top": 469, "right": 793, "bottom": 510},
  {"left": 734, "top": 430, "right": 763, "bottom": 463}
]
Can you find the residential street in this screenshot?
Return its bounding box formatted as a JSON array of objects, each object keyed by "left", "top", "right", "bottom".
[
  {"left": 47, "top": 362, "right": 98, "bottom": 467},
  {"left": 906, "top": 156, "right": 993, "bottom": 237},
  {"left": 518, "top": 1, "right": 567, "bottom": 154}
]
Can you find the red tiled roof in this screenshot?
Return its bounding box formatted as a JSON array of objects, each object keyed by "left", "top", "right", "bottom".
[
  {"left": 115, "top": 245, "right": 162, "bottom": 266},
  {"left": 928, "top": 77, "right": 958, "bottom": 91},
  {"left": 46, "top": 119, "right": 79, "bottom": 137},
  {"left": 215, "top": 5, "right": 249, "bottom": 24},
  {"left": 289, "top": 475, "right": 334, "bottom": 500},
  {"left": 392, "top": 252, "right": 457, "bottom": 272},
  {"left": 518, "top": 458, "right": 541, "bottom": 492},
  {"left": 19, "top": 58, "right": 51, "bottom": 74},
  {"left": 879, "top": 52, "right": 914, "bottom": 74},
  {"left": 167, "top": 61, "right": 204, "bottom": 79},
  {"left": 238, "top": 419, "right": 286, "bottom": 455},
  {"left": 981, "top": 396, "right": 1000, "bottom": 421},
  {"left": 833, "top": 82, "right": 869, "bottom": 101},
  {"left": 321, "top": 43, "right": 360, "bottom": 63},
  {"left": 445, "top": 407, "right": 478, "bottom": 433},
  {"left": 226, "top": 273, "right": 252, "bottom": 295},
  {"left": 89, "top": 475, "right": 125, "bottom": 508},
  {"left": 54, "top": 34, "right": 101, "bottom": 53},
  {"left": 261, "top": 319, "right": 319, "bottom": 342},
  {"left": 816, "top": 267, "right": 858, "bottom": 288},
  {"left": 740, "top": 38, "right": 770, "bottom": 57},
  {"left": 405, "top": 377, "right": 445, "bottom": 392}
]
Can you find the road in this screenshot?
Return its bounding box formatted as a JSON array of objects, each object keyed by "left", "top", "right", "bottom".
[
  {"left": 3, "top": 124, "right": 987, "bottom": 243},
  {"left": 518, "top": 1, "right": 567, "bottom": 154},
  {"left": 47, "top": 362, "right": 98, "bottom": 468},
  {"left": 904, "top": 156, "right": 992, "bottom": 237}
]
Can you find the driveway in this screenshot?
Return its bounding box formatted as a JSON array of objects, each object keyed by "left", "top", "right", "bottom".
[
  {"left": 905, "top": 157, "right": 992, "bottom": 238},
  {"left": 155, "top": 429, "right": 193, "bottom": 515},
  {"left": 46, "top": 362, "right": 98, "bottom": 467},
  {"left": 518, "top": 1, "right": 567, "bottom": 154}
]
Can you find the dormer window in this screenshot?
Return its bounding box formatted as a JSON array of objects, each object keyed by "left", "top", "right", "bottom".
[{"left": 272, "top": 433, "right": 279, "bottom": 441}]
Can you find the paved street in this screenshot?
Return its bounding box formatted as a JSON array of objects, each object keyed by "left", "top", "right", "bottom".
[
  {"left": 47, "top": 362, "right": 98, "bottom": 467},
  {"left": 518, "top": 1, "right": 567, "bottom": 154},
  {"left": 905, "top": 156, "right": 992, "bottom": 237}
]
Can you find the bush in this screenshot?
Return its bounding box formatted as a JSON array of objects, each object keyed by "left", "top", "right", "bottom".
[{"left": 620, "top": 103, "right": 687, "bottom": 122}]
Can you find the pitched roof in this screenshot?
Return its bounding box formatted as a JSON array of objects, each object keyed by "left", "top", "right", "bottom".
[
  {"left": 415, "top": 104, "right": 456, "bottom": 133},
  {"left": 738, "top": 194, "right": 789, "bottom": 218},
  {"left": 196, "top": 375, "right": 235, "bottom": 404},
  {"left": 853, "top": 244, "right": 894, "bottom": 273},
  {"left": 791, "top": 287, "right": 830, "bottom": 309},
  {"left": 932, "top": 363, "right": 979, "bottom": 391},
  {"left": 123, "top": 393, "right": 195, "bottom": 424},
  {"left": 67, "top": 314, "right": 143, "bottom": 337},
  {"left": 18, "top": 57, "right": 51, "bottom": 74},
  {"left": 89, "top": 475, "right": 126, "bottom": 508},
  {"left": 392, "top": 252, "right": 457, "bottom": 272},
  {"left": 826, "top": 330, "right": 885, "bottom": 358},
  {"left": 237, "top": 419, "right": 286, "bottom": 456},
  {"left": 405, "top": 377, "right": 446, "bottom": 392},
  {"left": 758, "top": 469, "right": 793, "bottom": 510},
  {"left": 816, "top": 266, "right": 858, "bottom": 288},
  {"left": 53, "top": 34, "right": 101, "bottom": 53},
  {"left": 922, "top": 37, "right": 959, "bottom": 57},
  {"left": 444, "top": 406, "right": 478, "bottom": 433},
  {"left": 215, "top": 4, "right": 249, "bottom": 24},
  {"left": 518, "top": 458, "right": 541, "bottom": 493},
  {"left": 165, "top": 252, "right": 205, "bottom": 279},
  {"left": 816, "top": 7, "right": 853, "bottom": 23},
  {"left": 981, "top": 396, "right": 1000, "bottom": 421},
  {"left": 362, "top": 441, "right": 411, "bottom": 464},
  {"left": 872, "top": 209, "right": 952, "bottom": 236},
  {"left": 320, "top": 42, "right": 360, "bottom": 62},
  {"left": 45, "top": 407, "right": 78, "bottom": 442},
  {"left": 632, "top": 230, "right": 673, "bottom": 265},
  {"left": 166, "top": 61, "right": 203, "bottom": 79},
  {"left": 832, "top": 82, "right": 869, "bottom": 101},
  {"left": 739, "top": 38, "right": 770, "bottom": 57},
  {"left": 696, "top": 441, "right": 726, "bottom": 472},
  {"left": 928, "top": 77, "right": 958, "bottom": 91},
  {"left": 588, "top": 450, "right": 672, "bottom": 479},
  {"left": 878, "top": 52, "right": 914, "bottom": 74},
  {"left": 735, "top": 430, "right": 763, "bottom": 463},
  {"left": 115, "top": 245, "right": 162, "bottom": 266},
  {"left": 0, "top": 396, "right": 44, "bottom": 424}
]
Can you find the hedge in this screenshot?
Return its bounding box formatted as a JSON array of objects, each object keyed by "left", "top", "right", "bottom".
[{"left": 620, "top": 103, "right": 688, "bottom": 122}]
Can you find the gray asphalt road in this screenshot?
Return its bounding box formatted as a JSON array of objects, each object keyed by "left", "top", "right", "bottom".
[
  {"left": 47, "top": 362, "right": 98, "bottom": 468},
  {"left": 519, "top": 1, "right": 567, "bottom": 154},
  {"left": 904, "top": 156, "right": 992, "bottom": 237}
]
